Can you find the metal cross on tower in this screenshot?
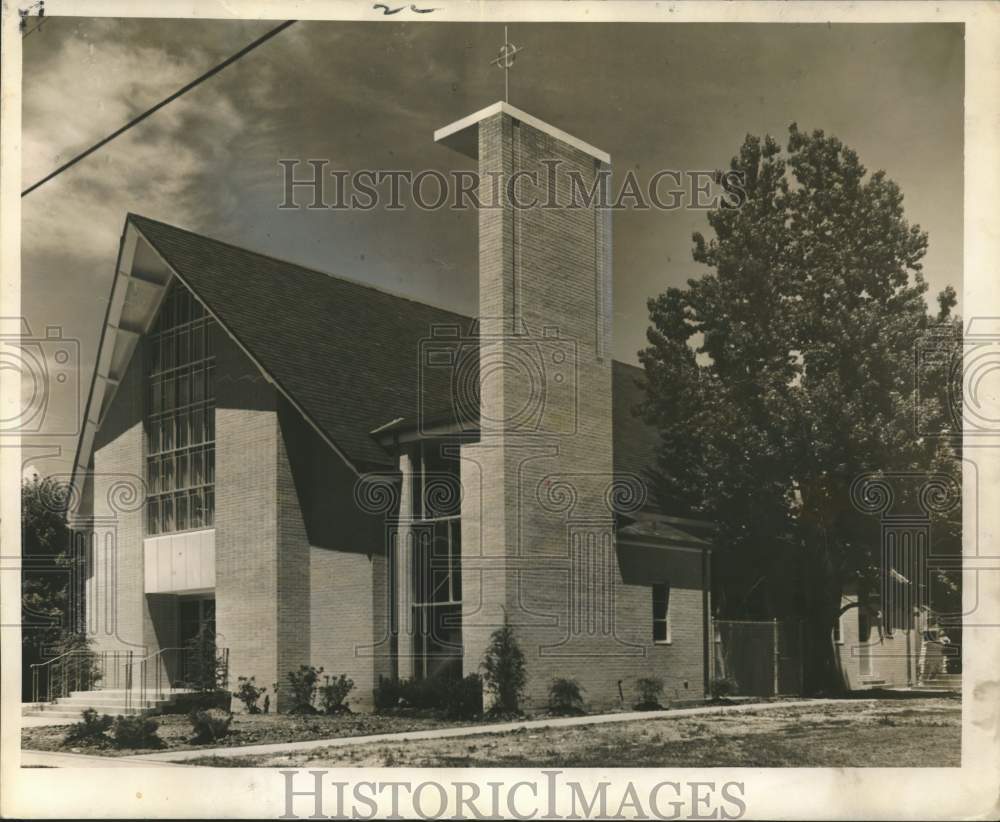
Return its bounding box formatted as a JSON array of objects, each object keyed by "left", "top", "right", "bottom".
[{"left": 491, "top": 26, "right": 523, "bottom": 103}]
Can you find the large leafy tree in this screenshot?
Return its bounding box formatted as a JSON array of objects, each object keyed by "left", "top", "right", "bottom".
[
  {"left": 21, "top": 475, "right": 80, "bottom": 699},
  {"left": 640, "top": 125, "right": 961, "bottom": 692}
]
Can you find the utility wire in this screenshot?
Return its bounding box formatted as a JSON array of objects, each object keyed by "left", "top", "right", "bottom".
[
  {"left": 21, "top": 19, "right": 296, "bottom": 197},
  {"left": 21, "top": 20, "right": 46, "bottom": 39}
]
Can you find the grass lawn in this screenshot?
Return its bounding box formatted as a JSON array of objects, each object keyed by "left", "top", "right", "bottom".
[{"left": 185, "top": 696, "right": 960, "bottom": 768}]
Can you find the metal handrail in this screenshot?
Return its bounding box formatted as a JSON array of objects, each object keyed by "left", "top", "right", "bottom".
[
  {"left": 31, "top": 641, "right": 230, "bottom": 709},
  {"left": 138, "top": 646, "right": 185, "bottom": 708},
  {"left": 30, "top": 648, "right": 133, "bottom": 704},
  {"left": 30, "top": 648, "right": 86, "bottom": 704},
  {"left": 137, "top": 643, "right": 230, "bottom": 707}
]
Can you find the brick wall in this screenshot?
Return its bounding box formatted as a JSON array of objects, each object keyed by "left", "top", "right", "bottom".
[
  {"left": 460, "top": 110, "right": 708, "bottom": 710},
  {"left": 88, "top": 288, "right": 390, "bottom": 709},
  {"left": 90, "top": 341, "right": 157, "bottom": 663},
  {"left": 277, "top": 399, "right": 388, "bottom": 711},
  {"left": 214, "top": 328, "right": 282, "bottom": 698}
]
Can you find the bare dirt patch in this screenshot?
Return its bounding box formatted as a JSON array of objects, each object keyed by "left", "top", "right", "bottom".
[
  {"left": 21, "top": 712, "right": 470, "bottom": 757},
  {"left": 185, "top": 696, "right": 960, "bottom": 768}
]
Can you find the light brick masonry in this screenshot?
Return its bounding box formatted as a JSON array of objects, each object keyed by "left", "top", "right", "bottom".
[{"left": 79, "top": 106, "right": 712, "bottom": 715}]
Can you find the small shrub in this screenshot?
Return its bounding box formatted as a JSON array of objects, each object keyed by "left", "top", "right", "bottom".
[
  {"left": 65, "top": 708, "right": 112, "bottom": 745},
  {"left": 373, "top": 677, "right": 401, "bottom": 712},
  {"left": 376, "top": 676, "right": 440, "bottom": 712},
  {"left": 179, "top": 628, "right": 227, "bottom": 692},
  {"left": 442, "top": 673, "right": 484, "bottom": 720},
  {"left": 47, "top": 632, "right": 103, "bottom": 696},
  {"left": 285, "top": 665, "right": 323, "bottom": 713},
  {"left": 481, "top": 613, "right": 527, "bottom": 717},
  {"left": 234, "top": 676, "right": 266, "bottom": 714},
  {"left": 318, "top": 674, "right": 355, "bottom": 715},
  {"left": 548, "top": 678, "right": 585, "bottom": 716},
  {"left": 402, "top": 676, "right": 444, "bottom": 710},
  {"left": 159, "top": 690, "right": 230, "bottom": 715},
  {"left": 189, "top": 708, "right": 233, "bottom": 742},
  {"left": 111, "top": 714, "right": 163, "bottom": 749},
  {"left": 635, "top": 676, "right": 665, "bottom": 710},
  {"left": 373, "top": 672, "right": 482, "bottom": 719},
  {"left": 711, "top": 676, "right": 738, "bottom": 698}
]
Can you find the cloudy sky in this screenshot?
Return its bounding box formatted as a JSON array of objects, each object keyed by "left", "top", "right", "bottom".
[{"left": 20, "top": 18, "right": 963, "bottom": 478}]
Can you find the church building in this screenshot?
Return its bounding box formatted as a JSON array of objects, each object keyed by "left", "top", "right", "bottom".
[{"left": 69, "top": 104, "right": 714, "bottom": 711}]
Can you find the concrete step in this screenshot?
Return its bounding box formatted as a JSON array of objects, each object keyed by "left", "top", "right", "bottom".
[
  {"left": 69, "top": 688, "right": 192, "bottom": 699},
  {"left": 917, "top": 677, "right": 961, "bottom": 690},
  {"left": 49, "top": 698, "right": 166, "bottom": 710},
  {"left": 23, "top": 687, "right": 200, "bottom": 720},
  {"left": 22, "top": 707, "right": 146, "bottom": 719}
]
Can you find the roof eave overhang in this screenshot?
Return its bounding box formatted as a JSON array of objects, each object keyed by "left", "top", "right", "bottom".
[
  {"left": 617, "top": 535, "right": 713, "bottom": 554},
  {"left": 69, "top": 217, "right": 364, "bottom": 523},
  {"left": 370, "top": 413, "right": 480, "bottom": 448},
  {"left": 68, "top": 221, "right": 172, "bottom": 524}
]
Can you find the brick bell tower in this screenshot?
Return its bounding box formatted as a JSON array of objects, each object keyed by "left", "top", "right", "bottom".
[{"left": 435, "top": 103, "right": 633, "bottom": 708}]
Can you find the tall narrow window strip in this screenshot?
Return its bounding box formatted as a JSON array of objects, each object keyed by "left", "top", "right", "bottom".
[{"left": 145, "top": 283, "right": 216, "bottom": 535}]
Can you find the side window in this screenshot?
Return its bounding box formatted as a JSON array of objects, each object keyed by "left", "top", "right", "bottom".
[{"left": 652, "top": 581, "right": 671, "bottom": 643}]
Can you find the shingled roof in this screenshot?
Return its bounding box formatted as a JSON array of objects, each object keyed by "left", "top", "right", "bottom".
[{"left": 126, "top": 214, "right": 659, "bottom": 477}]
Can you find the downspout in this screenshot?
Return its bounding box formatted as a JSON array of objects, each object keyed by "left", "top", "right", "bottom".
[{"left": 702, "top": 547, "right": 711, "bottom": 699}]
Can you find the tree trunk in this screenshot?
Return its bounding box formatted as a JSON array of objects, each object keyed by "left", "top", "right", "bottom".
[
  {"left": 802, "top": 602, "right": 846, "bottom": 695},
  {"left": 800, "top": 534, "right": 848, "bottom": 695}
]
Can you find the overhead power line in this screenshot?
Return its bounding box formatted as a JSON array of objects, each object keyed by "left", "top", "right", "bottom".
[{"left": 21, "top": 19, "right": 296, "bottom": 197}]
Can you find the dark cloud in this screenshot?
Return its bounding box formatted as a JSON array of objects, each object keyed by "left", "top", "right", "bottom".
[{"left": 22, "top": 18, "right": 963, "bottom": 476}]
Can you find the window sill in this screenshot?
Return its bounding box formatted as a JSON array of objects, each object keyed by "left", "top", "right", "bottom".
[
  {"left": 145, "top": 526, "right": 216, "bottom": 539},
  {"left": 654, "top": 639, "right": 673, "bottom": 646}
]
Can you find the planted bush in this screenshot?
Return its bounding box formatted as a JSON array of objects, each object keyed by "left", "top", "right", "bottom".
[
  {"left": 373, "top": 676, "right": 401, "bottom": 712},
  {"left": 441, "top": 673, "right": 484, "bottom": 720},
  {"left": 481, "top": 614, "right": 526, "bottom": 717},
  {"left": 160, "top": 690, "right": 230, "bottom": 715},
  {"left": 285, "top": 665, "right": 323, "bottom": 713},
  {"left": 189, "top": 708, "right": 232, "bottom": 743},
  {"left": 180, "top": 628, "right": 226, "bottom": 692},
  {"left": 635, "top": 676, "right": 666, "bottom": 711},
  {"left": 711, "top": 676, "right": 738, "bottom": 698},
  {"left": 47, "top": 632, "right": 103, "bottom": 697},
  {"left": 64, "top": 708, "right": 112, "bottom": 745},
  {"left": 319, "top": 674, "right": 354, "bottom": 715},
  {"left": 234, "top": 676, "right": 266, "bottom": 714},
  {"left": 373, "top": 672, "right": 483, "bottom": 719},
  {"left": 111, "top": 714, "right": 163, "bottom": 749},
  {"left": 548, "top": 678, "right": 585, "bottom": 716}
]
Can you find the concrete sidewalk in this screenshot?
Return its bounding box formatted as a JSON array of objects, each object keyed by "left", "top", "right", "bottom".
[
  {"left": 20, "top": 750, "right": 191, "bottom": 768},
  {"left": 21, "top": 714, "right": 77, "bottom": 728},
  {"left": 129, "top": 697, "right": 862, "bottom": 763}
]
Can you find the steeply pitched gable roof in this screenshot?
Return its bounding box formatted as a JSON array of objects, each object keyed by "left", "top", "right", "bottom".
[{"left": 126, "top": 214, "right": 660, "bottom": 476}]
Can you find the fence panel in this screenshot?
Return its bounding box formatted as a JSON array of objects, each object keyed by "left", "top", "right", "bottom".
[{"left": 714, "top": 619, "right": 803, "bottom": 697}]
